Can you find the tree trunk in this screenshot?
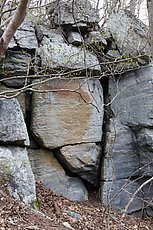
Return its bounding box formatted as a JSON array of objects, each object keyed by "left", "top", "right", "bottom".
[
  {"left": 147, "top": 0, "right": 153, "bottom": 57},
  {"left": 129, "top": 0, "right": 137, "bottom": 14},
  {"left": 0, "top": 0, "right": 29, "bottom": 61}
]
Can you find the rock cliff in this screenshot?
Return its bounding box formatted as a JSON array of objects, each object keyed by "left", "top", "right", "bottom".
[{"left": 0, "top": 0, "right": 153, "bottom": 217}]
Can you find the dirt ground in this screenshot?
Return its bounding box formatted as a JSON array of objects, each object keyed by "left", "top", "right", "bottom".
[{"left": 0, "top": 182, "right": 153, "bottom": 230}]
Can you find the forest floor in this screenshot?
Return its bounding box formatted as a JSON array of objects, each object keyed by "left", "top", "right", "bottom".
[{"left": 0, "top": 182, "right": 153, "bottom": 230}]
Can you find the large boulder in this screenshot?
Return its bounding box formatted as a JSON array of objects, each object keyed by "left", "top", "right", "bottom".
[
  {"left": 0, "top": 146, "right": 36, "bottom": 205},
  {"left": 60, "top": 143, "right": 101, "bottom": 186},
  {"left": 31, "top": 79, "right": 103, "bottom": 148},
  {"left": 46, "top": 0, "right": 99, "bottom": 28},
  {"left": 37, "top": 29, "right": 101, "bottom": 74},
  {"left": 106, "top": 10, "right": 151, "bottom": 57},
  {"left": 0, "top": 98, "right": 29, "bottom": 146},
  {"left": 101, "top": 64, "right": 153, "bottom": 215},
  {"left": 28, "top": 148, "right": 88, "bottom": 201}
]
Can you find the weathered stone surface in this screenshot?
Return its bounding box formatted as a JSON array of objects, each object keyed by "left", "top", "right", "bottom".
[
  {"left": 37, "top": 34, "right": 101, "bottom": 74},
  {"left": 35, "top": 26, "right": 65, "bottom": 43},
  {"left": 64, "top": 210, "right": 82, "bottom": 220},
  {"left": 14, "top": 21, "right": 38, "bottom": 49},
  {"left": 2, "top": 51, "right": 31, "bottom": 87},
  {"left": 139, "top": 150, "right": 153, "bottom": 177},
  {"left": 60, "top": 143, "right": 101, "bottom": 185},
  {"left": 107, "top": 10, "right": 151, "bottom": 57},
  {"left": 8, "top": 37, "right": 17, "bottom": 49},
  {"left": 137, "top": 128, "right": 153, "bottom": 150},
  {"left": 106, "top": 50, "right": 122, "bottom": 59},
  {"left": 101, "top": 179, "right": 143, "bottom": 214},
  {"left": 0, "top": 98, "right": 29, "bottom": 146},
  {"left": 28, "top": 149, "right": 88, "bottom": 201},
  {"left": 7, "top": 21, "right": 37, "bottom": 50},
  {"left": 86, "top": 31, "right": 107, "bottom": 48},
  {"left": 67, "top": 31, "right": 82, "bottom": 46},
  {"left": 102, "top": 119, "right": 139, "bottom": 181},
  {"left": 101, "top": 64, "right": 153, "bottom": 215},
  {"left": 137, "top": 129, "right": 153, "bottom": 177},
  {"left": 140, "top": 178, "right": 153, "bottom": 216},
  {"left": 46, "top": 0, "right": 99, "bottom": 28},
  {"left": 0, "top": 146, "right": 36, "bottom": 204},
  {"left": 31, "top": 79, "right": 103, "bottom": 148},
  {"left": 0, "top": 84, "right": 26, "bottom": 118},
  {"left": 109, "top": 65, "right": 153, "bottom": 126}
]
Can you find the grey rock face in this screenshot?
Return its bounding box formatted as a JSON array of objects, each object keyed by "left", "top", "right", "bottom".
[
  {"left": 0, "top": 146, "right": 36, "bottom": 205},
  {"left": 31, "top": 79, "right": 103, "bottom": 148},
  {"left": 46, "top": 0, "right": 99, "bottom": 28},
  {"left": 137, "top": 128, "right": 153, "bottom": 150},
  {"left": 37, "top": 32, "right": 101, "bottom": 74},
  {"left": 0, "top": 98, "right": 29, "bottom": 146},
  {"left": 14, "top": 21, "right": 38, "bottom": 49},
  {"left": 106, "top": 50, "right": 122, "bottom": 59},
  {"left": 8, "top": 37, "right": 17, "bottom": 49},
  {"left": 107, "top": 10, "right": 151, "bottom": 57},
  {"left": 101, "top": 179, "right": 143, "bottom": 214},
  {"left": 35, "top": 26, "right": 65, "bottom": 43},
  {"left": 109, "top": 65, "right": 153, "bottom": 126},
  {"left": 139, "top": 150, "right": 153, "bottom": 177},
  {"left": 86, "top": 31, "right": 107, "bottom": 48},
  {"left": 67, "top": 31, "right": 82, "bottom": 46},
  {"left": 101, "top": 64, "right": 153, "bottom": 215},
  {"left": 28, "top": 149, "right": 88, "bottom": 201},
  {"left": 2, "top": 51, "right": 31, "bottom": 87},
  {"left": 64, "top": 210, "right": 82, "bottom": 220},
  {"left": 102, "top": 119, "right": 139, "bottom": 181},
  {"left": 139, "top": 178, "right": 153, "bottom": 216},
  {"left": 8, "top": 21, "right": 38, "bottom": 50},
  {"left": 0, "top": 84, "right": 26, "bottom": 118},
  {"left": 60, "top": 143, "right": 101, "bottom": 185}
]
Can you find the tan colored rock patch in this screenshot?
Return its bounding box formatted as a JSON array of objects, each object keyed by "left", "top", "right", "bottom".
[{"left": 31, "top": 79, "right": 103, "bottom": 148}]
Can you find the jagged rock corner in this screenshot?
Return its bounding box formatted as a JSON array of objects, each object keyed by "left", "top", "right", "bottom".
[{"left": 0, "top": 0, "right": 153, "bottom": 217}]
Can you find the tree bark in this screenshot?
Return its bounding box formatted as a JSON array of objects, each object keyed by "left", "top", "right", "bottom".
[
  {"left": 0, "top": 0, "right": 29, "bottom": 60},
  {"left": 147, "top": 0, "right": 153, "bottom": 57},
  {"left": 129, "top": 0, "right": 137, "bottom": 14}
]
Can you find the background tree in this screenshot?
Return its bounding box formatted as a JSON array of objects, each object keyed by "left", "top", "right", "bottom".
[
  {"left": 0, "top": 0, "right": 30, "bottom": 60},
  {"left": 147, "top": 0, "right": 153, "bottom": 56}
]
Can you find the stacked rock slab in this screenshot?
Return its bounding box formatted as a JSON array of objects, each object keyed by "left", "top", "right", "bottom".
[
  {"left": 60, "top": 143, "right": 101, "bottom": 186},
  {"left": 31, "top": 79, "right": 103, "bottom": 148},
  {"left": 36, "top": 26, "right": 101, "bottom": 74},
  {"left": 28, "top": 0, "right": 104, "bottom": 200},
  {"left": 0, "top": 95, "right": 36, "bottom": 204},
  {"left": 28, "top": 149, "right": 88, "bottom": 201},
  {"left": 101, "top": 64, "right": 153, "bottom": 215},
  {"left": 30, "top": 78, "right": 103, "bottom": 196},
  {"left": 106, "top": 9, "right": 151, "bottom": 57},
  {"left": 0, "top": 0, "right": 104, "bottom": 202},
  {"left": 1, "top": 0, "right": 153, "bottom": 214},
  {"left": 46, "top": 0, "right": 100, "bottom": 28},
  {"left": 0, "top": 21, "right": 38, "bottom": 205},
  {"left": 2, "top": 21, "right": 38, "bottom": 88}
]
